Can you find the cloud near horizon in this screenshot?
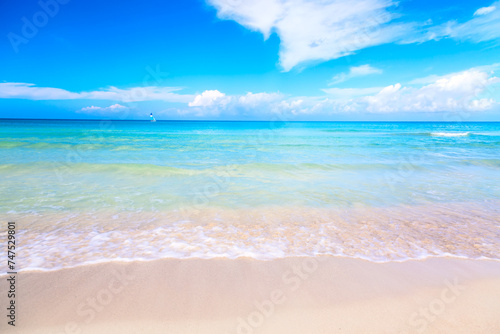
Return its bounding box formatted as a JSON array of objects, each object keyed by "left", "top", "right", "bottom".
[
  {"left": 77, "top": 104, "right": 129, "bottom": 114},
  {"left": 188, "top": 90, "right": 229, "bottom": 107},
  {"left": 186, "top": 67, "right": 500, "bottom": 116},
  {"left": 0, "top": 83, "right": 193, "bottom": 103},
  {"left": 185, "top": 91, "right": 284, "bottom": 116},
  {"left": 361, "top": 70, "right": 499, "bottom": 113},
  {"left": 1, "top": 67, "right": 498, "bottom": 118}
]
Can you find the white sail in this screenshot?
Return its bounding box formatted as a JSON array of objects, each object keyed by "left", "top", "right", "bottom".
[{"left": 150, "top": 113, "right": 156, "bottom": 122}]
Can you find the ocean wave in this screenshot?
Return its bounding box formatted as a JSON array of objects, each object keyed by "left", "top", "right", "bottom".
[
  {"left": 430, "top": 132, "right": 470, "bottom": 137},
  {"left": 7, "top": 202, "right": 500, "bottom": 272}
]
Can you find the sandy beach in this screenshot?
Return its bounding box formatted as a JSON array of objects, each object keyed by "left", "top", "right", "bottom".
[
  {"left": 2, "top": 256, "right": 499, "bottom": 334},
  {"left": 3, "top": 0, "right": 500, "bottom": 332}
]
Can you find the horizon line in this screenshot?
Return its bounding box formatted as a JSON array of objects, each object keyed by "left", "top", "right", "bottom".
[{"left": 1, "top": 118, "right": 499, "bottom": 123}]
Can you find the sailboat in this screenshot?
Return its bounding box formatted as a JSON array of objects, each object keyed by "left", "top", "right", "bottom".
[{"left": 150, "top": 113, "right": 156, "bottom": 122}]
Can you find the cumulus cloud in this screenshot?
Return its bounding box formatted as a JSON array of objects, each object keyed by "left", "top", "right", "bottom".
[
  {"left": 182, "top": 68, "right": 499, "bottom": 117},
  {"left": 275, "top": 68, "right": 498, "bottom": 115},
  {"left": 362, "top": 70, "right": 499, "bottom": 112},
  {"left": 188, "top": 90, "right": 282, "bottom": 108},
  {"left": 185, "top": 91, "right": 284, "bottom": 116},
  {"left": 330, "top": 65, "right": 383, "bottom": 84},
  {"left": 77, "top": 104, "right": 128, "bottom": 114},
  {"left": 207, "top": 0, "right": 410, "bottom": 71},
  {"left": 0, "top": 83, "right": 193, "bottom": 103},
  {"left": 188, "top": 90, "right": 229, "bottom": 107}
]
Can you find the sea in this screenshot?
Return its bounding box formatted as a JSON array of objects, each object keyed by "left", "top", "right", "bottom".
[{"left": 1, "top": 119, "right": 499, "bottom": 270}]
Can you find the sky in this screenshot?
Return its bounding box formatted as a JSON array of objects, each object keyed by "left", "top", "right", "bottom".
[{"left": 1, "top": 0, "right": 500, "bottom": 121}]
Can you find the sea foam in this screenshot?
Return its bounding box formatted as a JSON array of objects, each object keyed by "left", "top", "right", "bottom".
[{"left": 10, "top": 201, "right": 500, "bottom": 272}]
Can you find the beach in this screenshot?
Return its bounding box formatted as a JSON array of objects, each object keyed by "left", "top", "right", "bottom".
[
  {"left": 1, "top": 120, "right": 500, "bottom": 332},
  {"left": 3, "top": 0, "right": 500, "bottom": 331},
  {"left": 2, "top": 257, "right": 500, "bottom": 333}
]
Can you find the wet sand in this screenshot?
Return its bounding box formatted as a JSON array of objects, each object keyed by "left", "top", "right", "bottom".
[{"left": 1, "top": 256, "right": 500, "bottom": 334}]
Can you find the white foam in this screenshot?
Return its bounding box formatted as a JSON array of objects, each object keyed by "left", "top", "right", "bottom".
[
  {"left": 430, "top": 132, "right": 470, "bottom": 137},
  {"left": 9, "top": 202, "right": 500, "bottom": 272}
]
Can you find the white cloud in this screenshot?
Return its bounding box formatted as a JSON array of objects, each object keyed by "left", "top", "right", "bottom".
[
  {"left": 0, "top": 83, "right": 193, "bottom": 103},
  {"left": 188, "top": 90, "right": 229, "bottom": 107},
  {"left": 208, "top": 0, "right": 283, "bottom": 38},
  {"left": 188, "top": 91, "right": 282, "bottom": 108},
  {"left": 413, "top": 1, "right": 500, "bottom": 44},
  {"left": 178, "top": 68, "right": 500, "bottom": 117},
  {"left": 208, "top": 0, "right": 410, "bottom": 71},
  {"left": 362, "top": 70, "right": 499, "bottom": 112},
  {"left": 246, "top": 68, "right": 499, "bottom": 115},
  {"left": 209, "top": 1, "right": 500, "bottom": 70},
  {"left": 2, "top": 68, "right": 499, "bottom": 118},
  {"left": 330, "top": 64, "right": 383, "bottom": 84},
  {"left": 184, "top": 91, "right": 284, "bottom": 116},
  {"left": 276, "top": 99, "right": 305, "bottom": 115},
  {"left": 474, "top": 5, "right": 496, "bottom": 16},
  {"left": 409, "top": 63, "right": 500, "bottom": 85},
  {"left": 238, "top": 92, "right": 283, "bottom": 107},
  {"left": 311, "top": 70, "right": 499, "bottom": 115},
  {"left": 0, "top": 82, "right": 82, "bottom": 100},
  {"left": 78, "top": 104, "right": 128, "bottom": 114}
]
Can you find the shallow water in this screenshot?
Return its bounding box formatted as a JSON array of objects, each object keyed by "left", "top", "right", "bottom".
[{"left": 1, "top": 120, "right": 499, "bottom": 269}]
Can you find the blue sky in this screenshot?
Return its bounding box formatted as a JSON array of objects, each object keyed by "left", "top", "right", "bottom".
[{"left": 1, "top": 0, "right": 500, "bottom": 120}]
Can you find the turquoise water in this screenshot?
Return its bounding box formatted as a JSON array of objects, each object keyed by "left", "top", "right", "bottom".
[
  {"left": 1, "top": 120, "right": 500, "bottom": 268},
  {"left": 1, "top": 120, "right": 499, "bottom": 213}
]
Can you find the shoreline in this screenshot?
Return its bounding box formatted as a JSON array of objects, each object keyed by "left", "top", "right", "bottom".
[
  {"left": 2, "top": 256, "right": 500, "bottom": 333},
  {"left": 3, "top": 254, "right": 500, "bottom": 275},
  {"left": 9, "top": 200, "right": 500, "bottom": 271}
]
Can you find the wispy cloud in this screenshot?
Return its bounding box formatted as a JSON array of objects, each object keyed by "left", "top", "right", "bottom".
[
  {"left": 77, "top": 104, "right": 128, "bottom": 114},
  {"left": 409, "top": 63, "right": 500, "bottom": 85},
  {"left": 439, "top": 1, "right": 500, "bottom": 43},
  {"left": 0, "top": 83, "right": 193, "bottom": 103},
  {"left": 207, "top": 0, "right": 411, "bottom": 71},
  {"left": 208, "top": 1, "right": 500, "bottom": 72},
  {"left": 474, "top": 5, "right": 496, "bottom": 16},
  {"left": 408, "top": 1, "right": 500, "bottom": 44},
  {"left": 322, "top": 86, "right": 385, "bottom": 98},
  {"left": 329, "top": 65, "right": 383, "bottom": 85}
]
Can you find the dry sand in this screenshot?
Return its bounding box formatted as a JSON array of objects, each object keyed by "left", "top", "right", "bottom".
[{"left": 1, "top": 257, "right": 500, "bottom": 333}]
